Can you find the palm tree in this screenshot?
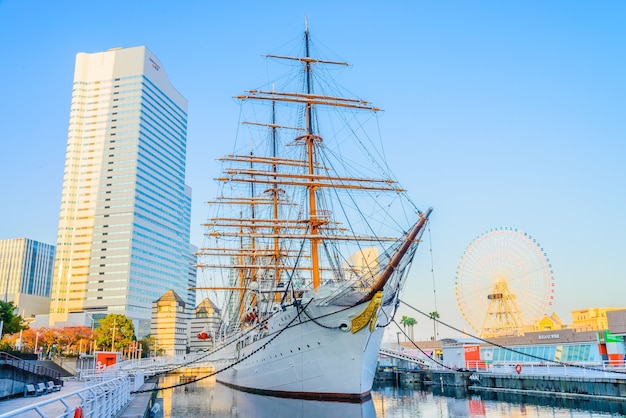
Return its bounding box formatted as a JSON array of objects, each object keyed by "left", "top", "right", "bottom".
[
  {"left": 400, "top": 316, "right": 408, "bottom": 341},
  {"left": 400, "top": 316, "right": 417, "bottom": 341},
  {"left": 429, "top": 311, "right": 440, "bottom": 341}
]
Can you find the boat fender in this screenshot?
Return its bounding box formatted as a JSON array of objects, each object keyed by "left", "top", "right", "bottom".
[
  {"left": 515, "top": 364, "right": 522, "bottom": 374},
  {"left": 73, "top": 407, "right": 84, "bottom": 418}
]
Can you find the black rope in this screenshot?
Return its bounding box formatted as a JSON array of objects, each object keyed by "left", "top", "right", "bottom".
[
  {"left": 131, "top": 299, "right": 314, "bottom": 394},
  {"left": 132, "top": 309, "right": 275, "bottom": 381},
  {"left": 392, "top": 318, "right": 456, "bottom": 371},
  {"left": 280, "top": 225, "right": 309, "bottom": 306}
]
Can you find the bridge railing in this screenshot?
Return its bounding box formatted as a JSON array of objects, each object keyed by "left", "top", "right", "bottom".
[
  {"left": 379, "top": 348, "right": 434, "bottom": 368},
  {"left": 0, "top": 351, "right": 61, "bottom": 380}
]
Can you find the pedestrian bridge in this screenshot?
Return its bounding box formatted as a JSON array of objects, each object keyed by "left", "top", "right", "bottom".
[
  {"left": 379, "top": 347, "right": 432, "bottom": 368},
  {"left": 94, "top": 348, "right": 433, "bottom": 378},
  {"left": 81, "top": 351, "right": 226, "bottom": 380}
]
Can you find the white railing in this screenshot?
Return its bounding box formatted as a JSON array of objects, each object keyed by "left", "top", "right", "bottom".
[
  {"left": 114, "top": 353, "right": 208, "bottom": 375},
  {"left": 458, "top": 360, "right": 626, "bottom": 379},
  {"left": 0, "top": 376, "right": 131, "bottom": 418},
  {"left": 379, "top": 348, "right": 431, "bottom": 368}
]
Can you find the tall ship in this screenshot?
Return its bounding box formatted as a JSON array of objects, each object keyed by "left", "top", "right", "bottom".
[{"left": 197, "top": 23, "right": 432, "bottom": 401}]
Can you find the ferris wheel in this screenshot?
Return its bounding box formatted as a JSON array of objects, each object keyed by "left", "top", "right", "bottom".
[{"left": 455, "top": 227, "right": 555, "bottom": 338}]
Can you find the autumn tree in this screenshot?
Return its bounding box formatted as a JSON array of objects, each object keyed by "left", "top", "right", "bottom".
[
  {"left": 94, "top": 314, "right": 135, "bottom": 352},
  {"left": 11, "top": 328, "right": 39, "bottom": 353},
  {"left": 62, "top": 326, "right": 92, "bottom": 354}
]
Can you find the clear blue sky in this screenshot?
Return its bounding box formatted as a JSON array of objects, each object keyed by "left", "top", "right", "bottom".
[{"left": 1, "top": 1, "right": 624, "bottom": 339}]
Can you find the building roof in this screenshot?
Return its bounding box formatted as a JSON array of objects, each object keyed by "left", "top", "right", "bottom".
[
  {"left": 195, "top": 297, "right": 220, "bottom": 314},
  {"left": 156, "top": 289, "right": 185, "bottom": 305}
]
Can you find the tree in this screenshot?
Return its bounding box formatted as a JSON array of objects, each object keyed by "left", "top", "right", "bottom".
[
  {"left": 8, "top": 326, "right": 93, "bottom": 356},
  {"left": 429, "top": 311, "right": 440, "bottom": 341},
  {"left": 40, "top": 327, "right": 62, "bottom": 358},
  {"left": 61, "top": 326, "right": 91, "bottom": 355},
  {"left": 400, "top": 316, "right": 409, "bottom": 340},
  {"left": 141, "top": 335, "right": 156, "bottom": 357},
  {"left": 12, "top": 328, "right": 39, "bottom": 353},
  {"left": 0, "top": 301, "right": 27, "bottom": 337},
  {"left": 400, "top": 316, "right": 417, "bottom": 341},
  {"left": 94, "top": 314, "right": 135, "bottom": 352}
]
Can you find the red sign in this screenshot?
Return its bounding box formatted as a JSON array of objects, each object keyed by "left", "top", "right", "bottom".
[{"left": 95, "top": 351, "right": 117, "bottom": 372}]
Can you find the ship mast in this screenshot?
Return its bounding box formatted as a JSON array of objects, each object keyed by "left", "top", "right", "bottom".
[
  {"left": 302, "top": 26, "right": 322, "bottom": 289},
  {"left": 201, "top": 24, "right": 412, "bottom": 306}
]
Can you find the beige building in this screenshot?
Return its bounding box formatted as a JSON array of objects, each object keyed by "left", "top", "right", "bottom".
[
  {"left": 189, "top": 298, "right": 222, "bottom": 352},
  {"left": 570, "top": 307, "right": 626, "bottom": 332},
  {"left": 533, "top": 312, "right": 564, "bottom": 332},
  {"left": 151, "top": 290, "right": 187, "bottom": 356}
]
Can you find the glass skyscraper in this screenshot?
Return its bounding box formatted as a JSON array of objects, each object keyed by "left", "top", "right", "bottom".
[
  {"left": 0, "top": 238, "right": 55, "bottom": 318},
  {"left": 49, "top": 46, "right": 193, "bottom": 336}
]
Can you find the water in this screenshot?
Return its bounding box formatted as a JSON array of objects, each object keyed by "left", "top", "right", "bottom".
[{"left": 155, "top": 375, "right": 625, "bottom": 417}]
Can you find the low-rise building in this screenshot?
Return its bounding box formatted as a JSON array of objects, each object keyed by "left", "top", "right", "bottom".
[
  {"left": 570, "top": 307, "right": 625, "bottom": 332},
  {"left": 189, "top": 298, "right": 222, "bottom": 352},
  {"left": 151, "top": 290, "right": 187, "bottom": 356}
]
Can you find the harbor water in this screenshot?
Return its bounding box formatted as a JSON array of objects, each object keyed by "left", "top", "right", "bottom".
[{"left": 155, "top": 375, "right": 626, "bottom": 417}]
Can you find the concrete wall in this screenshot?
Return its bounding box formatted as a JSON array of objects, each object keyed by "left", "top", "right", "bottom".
[
  {"left": 0, "top": 364, "right": 62, "bottom": 399},
  {"left": 470, "top": 373, "right": 626, "bottom": 399}
]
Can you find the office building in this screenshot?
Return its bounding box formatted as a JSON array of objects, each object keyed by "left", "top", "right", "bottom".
[
  {"left": 49, "top": 46, "right": 192, "bottom": 337},
  {"left": 0, "top": 238, "right": 55, "bottom": 318}
]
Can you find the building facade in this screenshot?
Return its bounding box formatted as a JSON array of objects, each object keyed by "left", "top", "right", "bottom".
[
  {"left": 151, "top": 289, "right": 187, "bottom": 356},
  {"left": 0, "top": 238, "right": 55, "bottom": 318},
  {"left": 570, "top": 307, "right": 625, "bottom": 332},
  {"left": 189, "top": 297, "right": 222, "bottom": 352},
  {"left": 49, "top": 46, "right": 193, "bottom": 337}
]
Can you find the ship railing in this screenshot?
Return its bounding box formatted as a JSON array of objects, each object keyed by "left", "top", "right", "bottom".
[
  {"left": 461, "top": 360, "right": 626, "bottom": 379},
  {"left": 0, "top": 375, "right": 132, "bottom": 418}
]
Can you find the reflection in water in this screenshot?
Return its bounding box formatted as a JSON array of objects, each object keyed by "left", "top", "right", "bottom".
[
  {"left": 156, "top": 375, "right": 623, "bottom": 417},
  {"left": 476, "top": 390, "right": 626, "bottom": 416},
  {"left": 157, "top": 375, "right": 375, "bottom": 418}
]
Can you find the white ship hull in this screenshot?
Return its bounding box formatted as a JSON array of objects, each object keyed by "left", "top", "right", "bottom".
[{"left": 216, "top": 298, "right": 392, "bottom": 401}]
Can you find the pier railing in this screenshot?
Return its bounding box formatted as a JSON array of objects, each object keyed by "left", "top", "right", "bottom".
[
  {"left": 457, "top": 360, "right": 626, "bottom": 379},
  {"left": 0, "top": 376, "right": 132, "bottom": 418}
]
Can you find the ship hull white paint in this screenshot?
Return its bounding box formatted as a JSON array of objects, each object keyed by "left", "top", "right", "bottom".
[{"left": 216, "top": 300, "right": 392, "bottom": 400}]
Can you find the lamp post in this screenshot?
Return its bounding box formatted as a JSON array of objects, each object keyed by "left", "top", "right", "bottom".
[
  {"left": 85, "top": 313, "right": 95, "bottom": 354},
  {"left": 34, "top": 331, "right": 40, "bottom": 358},
  {"left": 111, "top": 316, "right": 117, "bottom": 352}
]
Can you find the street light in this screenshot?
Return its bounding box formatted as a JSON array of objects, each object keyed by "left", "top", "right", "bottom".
[{"left": 85, "top": 313, "right": 95, "bottom": 354}]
